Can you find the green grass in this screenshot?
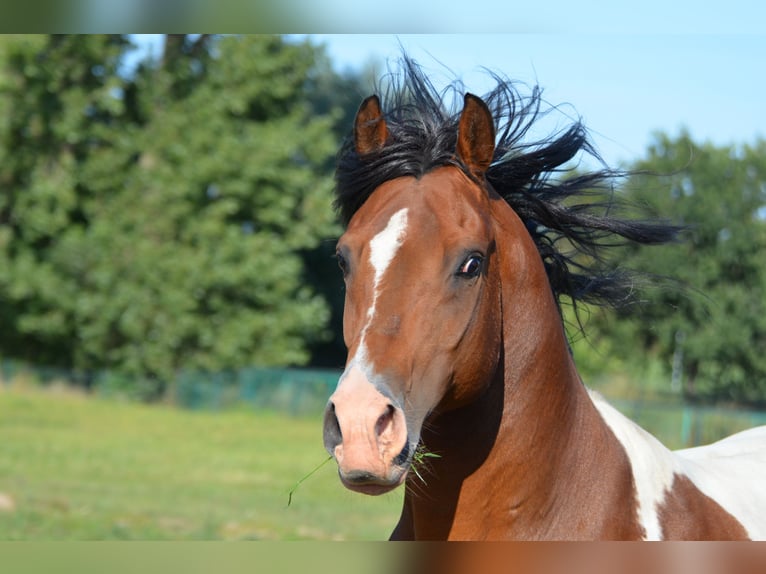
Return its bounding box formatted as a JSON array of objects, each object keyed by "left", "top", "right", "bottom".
[
  {"left": 0, "top": 384, "right": 402, "bottom": 540},
  {"left": 2, "top": 381, "right": 763, "bottom": 540}
]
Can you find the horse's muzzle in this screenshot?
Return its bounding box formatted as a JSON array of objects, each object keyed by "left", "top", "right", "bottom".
[{"left": 322, "top": 366, "right": 410, "bottom": 495}]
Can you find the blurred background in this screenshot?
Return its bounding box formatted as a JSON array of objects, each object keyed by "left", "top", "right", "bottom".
[{"left": 0, "top": 33, "right": 765, "bottom": 540}]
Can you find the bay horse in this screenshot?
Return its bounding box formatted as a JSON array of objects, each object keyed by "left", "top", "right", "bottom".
[{"left": 321, "top": 58, "right": 766, "bottom": 540}]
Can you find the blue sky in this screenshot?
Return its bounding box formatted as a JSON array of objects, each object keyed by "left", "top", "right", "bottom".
[
  {"left": 130, "top": 30, "right": 765, "bottom": 168},
  {"left": 307, "top": 34, "right": 766, "bottom": 168},
  {"left": 300, "top": 1, "right": 765, "bottom": 34}
]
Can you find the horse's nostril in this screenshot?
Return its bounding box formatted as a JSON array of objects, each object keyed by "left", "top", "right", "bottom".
[
  {"left": 393, "top": 440, "right": 411, "bottom": 466},
  {"left": 322, "top": 402, "right": 342, "bottom": 454},
  {"left": 375, "top": 404, "right": 396, "bottom": 438}
]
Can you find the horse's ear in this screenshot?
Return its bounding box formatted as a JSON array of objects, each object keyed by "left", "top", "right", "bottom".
[
  {"left": 354, "top": 95, "right": 389, "bottom": 155},
  {"left": 456, "top": 93, "right": 495, "bottom": 176}
]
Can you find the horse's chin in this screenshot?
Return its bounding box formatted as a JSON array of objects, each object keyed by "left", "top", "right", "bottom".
[
  {"left": 342, "top": 480, "right": 403, "bottom": 496},
  {"left": 339, "top": 465, "right": 409, "bottom": 496}
]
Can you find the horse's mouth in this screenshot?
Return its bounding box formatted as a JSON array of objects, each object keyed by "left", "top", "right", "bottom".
[
  {"left": 339, "top": 469, "right": 407, "bottom": 495},
  {"left": 338, "top": 442, "right": 412, "bottom": 495}
]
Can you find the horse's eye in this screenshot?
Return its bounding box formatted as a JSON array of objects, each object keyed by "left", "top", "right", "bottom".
[
  {"left": 457, "top": 254, "right": 483, "bottom": 278},
  {"left": 336, "top": 251, "right": 349, "bottom": 276}
]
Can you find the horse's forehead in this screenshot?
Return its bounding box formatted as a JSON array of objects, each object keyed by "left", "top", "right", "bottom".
[{"left": 345, "top": 168, "right": 490, "bottom": 243}]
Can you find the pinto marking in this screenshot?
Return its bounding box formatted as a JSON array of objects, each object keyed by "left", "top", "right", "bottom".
[
  {"left": 591, "top": 390, "right": 766, "bottom": 540},
  {"left": 674, "top": 426, "right": 766, "bottom": 539},
  {"left": 589, "top": 391, "right": 677, "bottom": 540}
]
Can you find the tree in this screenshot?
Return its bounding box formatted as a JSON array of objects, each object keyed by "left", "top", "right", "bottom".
[
  {"left": 0, "top": 34, "right": 131, "bottom": 366},
  {"left": 0, "top": 35, "right": 343, "bottom": 398},
  {"left": 602, "top": 131, "right": 766, "bottom": 405}
]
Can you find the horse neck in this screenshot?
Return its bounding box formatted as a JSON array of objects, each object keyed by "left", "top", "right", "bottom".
[
  {"left": 403, "top": 201, "right": 635, "bottom": 539},
  {"left": 492, "top": 196, "right": 594, "bottom": 472},
  {"left": 493, "top": 234, "right": 598, "bottom": 506}
]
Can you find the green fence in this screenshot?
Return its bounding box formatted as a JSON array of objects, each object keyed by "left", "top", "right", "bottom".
[
  {"left": 0, "top": 359, "right": 341, "bottom": 416},
  {"left": 3, "top": 359, "right": 766, "bottom": 447},
  {"left": 173, "top": 367, "right": 340, "bottom": 415}
]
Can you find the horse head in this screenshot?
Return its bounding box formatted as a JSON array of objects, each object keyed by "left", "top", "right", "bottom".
[{"left": 322, "top": 93, "right": 542, "bottom": 495}]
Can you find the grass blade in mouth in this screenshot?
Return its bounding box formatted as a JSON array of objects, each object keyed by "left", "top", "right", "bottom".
[
  {"left": 410, "top": 445, "right": 441, "bottom": 484},
  {"left": 287, "top": 455, "right": 333, "bottom": 507}
]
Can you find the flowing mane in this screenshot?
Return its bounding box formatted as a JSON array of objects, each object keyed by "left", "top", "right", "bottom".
[{"left": 335, "top": 56, "right": 679, "bottom": 315}]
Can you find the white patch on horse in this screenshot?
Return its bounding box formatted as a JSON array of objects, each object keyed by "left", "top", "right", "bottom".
[
  {"left": 590, "top": 390, "right": 766, "bottom": 540},
  {"left": 588, "top": 391, "right": 677, "bottom": 540},
  {"left": 356, "top": 207, "right": 409, "bottom": 364},
  {"left": 367, "top": 209, "right": 409, "bottom": 303},
  {"left": 333, "top": 208, "right": 411, "bottom": 444},
  {"left": 675, "top": 426, "right": 766, "bottom": 539},
  {"left": 335, "top": 208, "right": 410, "bottom": 394}
]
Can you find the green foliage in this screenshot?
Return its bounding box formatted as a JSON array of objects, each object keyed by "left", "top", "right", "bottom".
[
  {"left": 597, "top": 131, "right": 766, "bottom": 405},
  {"left": 0, "top": 35, "right": 346, "bottom": 397},
  {"left": 0, "top": 35, "right": 130, "bottom": 365}
]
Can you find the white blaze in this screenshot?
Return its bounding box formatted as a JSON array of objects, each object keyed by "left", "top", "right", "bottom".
[
  {"left": 368, "top": 208, "right": 409, "bottom": 298},
  {"left": 355, "top": 208, "right": 409, "bottom": 365},
  {"left": 328, "top": 207, "right": 414, "bottom": 471}
]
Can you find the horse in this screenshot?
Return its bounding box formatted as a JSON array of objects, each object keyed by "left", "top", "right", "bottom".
[{"left": 321, "top": 58, "right": 766, "bottom": 540}]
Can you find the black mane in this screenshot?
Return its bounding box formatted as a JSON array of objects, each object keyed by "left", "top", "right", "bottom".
[{"left": 335, "top": 56, "right": 679, "bottom": 314}]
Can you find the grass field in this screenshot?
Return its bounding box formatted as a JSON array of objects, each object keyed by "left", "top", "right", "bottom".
[
  {"left": 0, "top": 384, "right": 402, "bottom": 540},
  {"left": 2, "top": 381, "right": 765, "bottom": 541}
]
